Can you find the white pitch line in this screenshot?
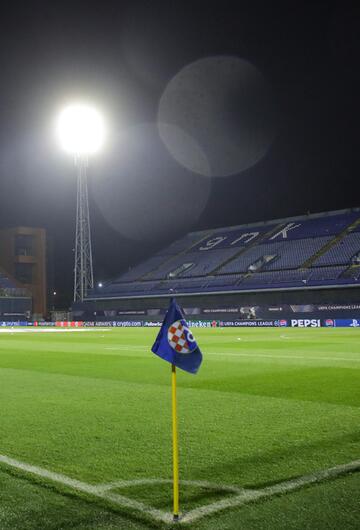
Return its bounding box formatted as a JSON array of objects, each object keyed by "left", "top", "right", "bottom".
[
  {"left": 0, "top": 453, "right": 359, "bottom": 525},
  {"left": 0, "top": 454, "right": 171, "bottom": 524},
  {"left": 181, "top": 459, "right": 360, "bottom": 524}
]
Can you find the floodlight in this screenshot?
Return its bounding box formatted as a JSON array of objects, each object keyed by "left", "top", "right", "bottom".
[{"left": 56, "top": 103, "right": 105, "bottom": 156}]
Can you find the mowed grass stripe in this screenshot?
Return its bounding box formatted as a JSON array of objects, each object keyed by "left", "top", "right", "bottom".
[
  {"left": 0, "top": 327, "right": 359, "bottom": 527},
  {"left": 1, "top": 327, "right": 359, "bottom": 357},
  {"left": 1, "top": 354, "right": 359, "bottom": 407},
  {"left": 0, "top": 366, "right": 359, "bottom": 486}
]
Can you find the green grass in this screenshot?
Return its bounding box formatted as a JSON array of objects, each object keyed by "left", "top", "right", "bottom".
[{"left": 0, "top": 327, "right": 359, "bottom": 529}]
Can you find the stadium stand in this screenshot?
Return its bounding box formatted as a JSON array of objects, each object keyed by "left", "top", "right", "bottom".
[
  {"left": 112, "top": 256, "right": 171, "bottom": 283},
  {"left": 308, "top": 266, "right": 347, "bottom": 281},
  {"left": 312, "top": 232, "right": 360, "bottom": 267},
  {"left": 144, "top": 248, "right": 241, "bottom": 280},
  {"left": 216, "top": 237, "right": 331, "bottom": 274},
  {"left": 0, "top": 266, "right": 32, "bottom": 320},
  {"left": 0, "top": 270, "right": 15, "bottom": 290},
  {"left": 87, "top": 209, "right": 360, "bottom": 300}
]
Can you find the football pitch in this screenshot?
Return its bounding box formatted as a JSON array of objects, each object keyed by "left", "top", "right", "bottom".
[{"left": 0, "top": 326, "right": 359, "bottom": 529}]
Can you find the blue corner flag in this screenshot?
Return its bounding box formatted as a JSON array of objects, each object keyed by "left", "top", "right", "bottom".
[{"left": 152, "top": 298, "right": 203, "bottom": 374}]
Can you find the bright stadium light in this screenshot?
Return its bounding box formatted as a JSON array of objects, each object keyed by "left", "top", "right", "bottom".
[
  {"left": 56, "top": 102, "right": 106, "bottom": 302},
  {"left": 56, "top": 103, "right": 105, "bottom": 156}
]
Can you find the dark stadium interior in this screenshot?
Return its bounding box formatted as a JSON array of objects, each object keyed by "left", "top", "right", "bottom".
[{"left": 0, "top": 2, "right": 359, "bottom": 310}]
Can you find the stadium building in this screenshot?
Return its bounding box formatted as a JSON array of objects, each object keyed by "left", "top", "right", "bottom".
[
  {"left": 72, "top": 208, "right": 360, "bottom": 326},
  {"left": 0, "top": 227, "right": 47, "bottom": 321}
]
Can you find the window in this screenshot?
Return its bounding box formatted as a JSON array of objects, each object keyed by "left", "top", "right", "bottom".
[
  {"left": 15, "top": 235, "right": 35, "bottom": 257},
  {"left": 15, "top": 263, "right": 34, "bottom": 284}
]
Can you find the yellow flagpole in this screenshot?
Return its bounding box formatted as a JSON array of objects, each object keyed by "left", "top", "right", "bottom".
[{"left": 171, "top": 363, "right": 180, "bottom": 520}]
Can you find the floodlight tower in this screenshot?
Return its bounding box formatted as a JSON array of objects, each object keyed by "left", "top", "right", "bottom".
[
  {"left": 73, "top": 155, "right": 93, "bottom": 302},
  {"left": 56, "top": 103, "right": 105, "bottom": 302}
]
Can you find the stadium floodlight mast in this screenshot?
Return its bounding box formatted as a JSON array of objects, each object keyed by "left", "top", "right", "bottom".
[{"left": 56, "top": 103, "right": 105, "bottom": 302}]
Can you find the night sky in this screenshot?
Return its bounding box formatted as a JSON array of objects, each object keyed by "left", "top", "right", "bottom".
[{"left": 0, "top": 1, "right": 359, "bottom": 308}]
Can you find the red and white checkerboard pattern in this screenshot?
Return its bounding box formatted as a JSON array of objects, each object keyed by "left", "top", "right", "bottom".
[{"left": 167, "top": 320, "right": 191, "bottom": 354}]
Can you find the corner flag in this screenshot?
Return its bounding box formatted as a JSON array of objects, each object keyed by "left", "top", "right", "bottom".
[
  {"left": 152, "top": 298, "right": 203, "bottom": 374},
  {"left": 152, "top": 298, "right": 203, "bottom": 520}
]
